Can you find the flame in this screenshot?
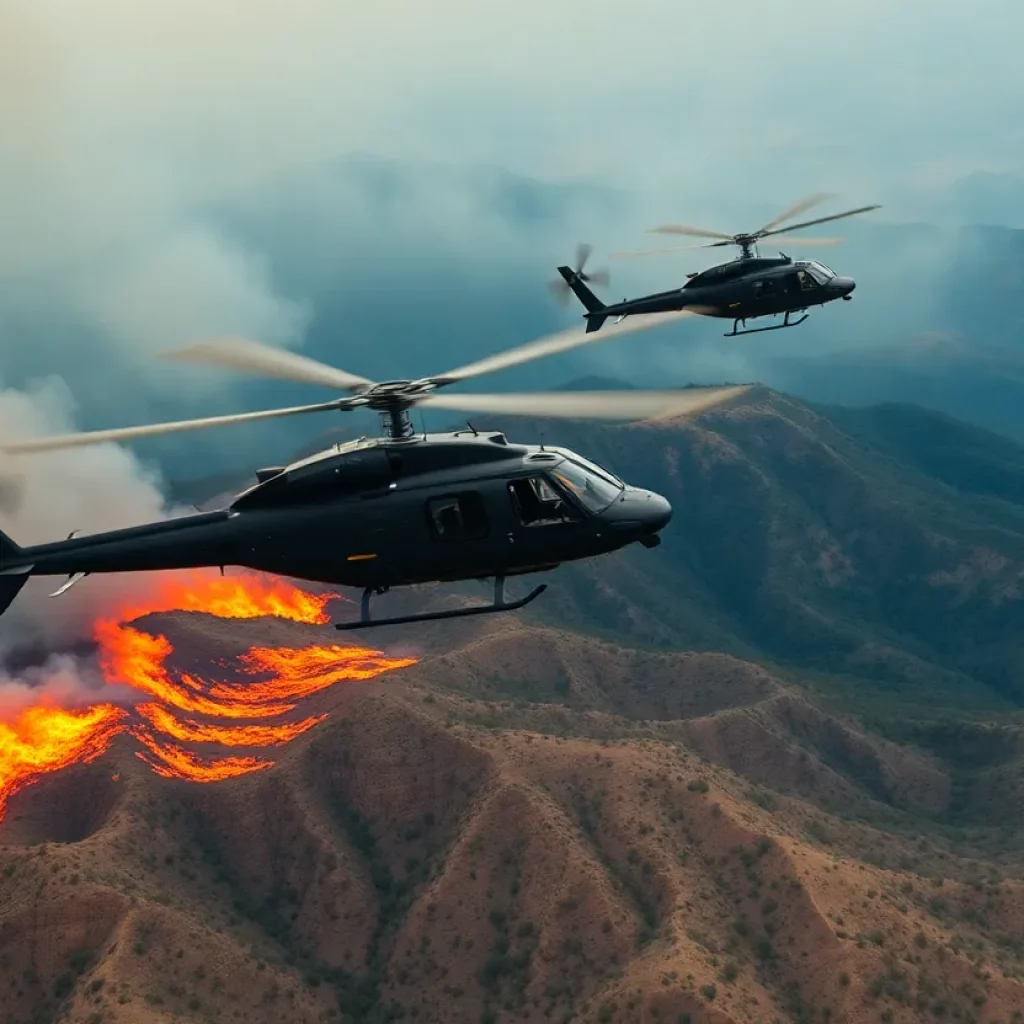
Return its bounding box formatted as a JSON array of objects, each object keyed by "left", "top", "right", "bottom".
[
  {"left": 0, "top": 570, "right": 418, "bottom": 815},
  {"left": 0, "top": 703, "right": 126, "bottom": 819},
  {"left": 112, "top": 570, "right": 339, "bottom": 624},
  {"left": 133, "top": 725, "right": 276, "bottom": 782}
]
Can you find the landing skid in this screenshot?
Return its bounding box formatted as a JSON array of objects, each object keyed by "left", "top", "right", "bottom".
[
  {"left": 334, "top": 575, "right": 547, "bottom": 631},
  {"left": 725, "top": 310, "right": 808, "bottom": 337}
]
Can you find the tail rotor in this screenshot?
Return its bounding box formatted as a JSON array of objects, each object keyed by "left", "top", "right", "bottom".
[{"left": 549, "top": 243, "right": 610, "bottom": 305}]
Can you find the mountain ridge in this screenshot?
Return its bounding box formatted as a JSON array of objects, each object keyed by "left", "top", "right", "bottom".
[{"left": 10, "top": 387, "right": 1024, "bottom": 1022}]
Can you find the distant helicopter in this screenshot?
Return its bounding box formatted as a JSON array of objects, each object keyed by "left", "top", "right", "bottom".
[
  {"left": 0, "top": 332, "right": 751, "bottom": 631},
  {"left": 550, "top": 194, "right": 881, "bottom": 337}
]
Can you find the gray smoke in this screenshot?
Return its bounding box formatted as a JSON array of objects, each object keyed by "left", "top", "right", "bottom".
[
  {"left": 0, "top": 377, "right": 190, "bottom": 651},
  {"left": 0, "top": 652, "right": 137, "bottom": 717}
]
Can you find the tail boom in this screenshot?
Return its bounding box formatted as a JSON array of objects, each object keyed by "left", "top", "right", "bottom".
[{"left": 0, "top": 510, "right": 235, "bottom": 620}]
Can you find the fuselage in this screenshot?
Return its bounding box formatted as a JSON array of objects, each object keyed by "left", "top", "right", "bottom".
[
  {"left": 10, "top": 433, "right": 672, "bottom": 591},
  {"left": 594, "top": 257, "right": 856, "bottom": 324}
]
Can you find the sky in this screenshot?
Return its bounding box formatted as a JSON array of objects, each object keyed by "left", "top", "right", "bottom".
[{"left": 1, "top": 0, "right": 1023, "bottom": 496}]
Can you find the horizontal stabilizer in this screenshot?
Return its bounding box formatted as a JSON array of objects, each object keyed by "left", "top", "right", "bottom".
[{"left": 49, "top": 572, "right": 88, "bottom": 598}]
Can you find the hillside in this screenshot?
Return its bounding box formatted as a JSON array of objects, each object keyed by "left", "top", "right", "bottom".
[
  {"left": 447, "top": 387, "right": 1024, "bottom": 718},
  {"left": 762, "top": 336, "right": 1024, "bottom": 445},
  {"left": 4, "top": 613, "right": 1024, "bottom": 1024},
  {"left": 9, "top": 388, "right": 1024, "bottom": 1022}
]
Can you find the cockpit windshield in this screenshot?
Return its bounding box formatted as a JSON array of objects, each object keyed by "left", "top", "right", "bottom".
[
  {"left": 549, "top": 460, "right": 622, "bottom": 513},
  {"left": 551, "top": 449, "right": 624, "bottom": 489},
  {"left": 805, "top": 261, "right": 835, "bottom": 284}
]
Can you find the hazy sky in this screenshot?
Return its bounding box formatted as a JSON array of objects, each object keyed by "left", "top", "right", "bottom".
[{"left": 0, "top": 0, "right": 1021, "bottom": 473}]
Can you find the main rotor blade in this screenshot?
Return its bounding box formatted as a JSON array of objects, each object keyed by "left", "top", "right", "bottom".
[
  {"left": 611, "top": 242, "right": 726, "bottom": 259},
  {"left": 1, "top": 398, "right": 350, "bottom": 455},
  {"left": 159, "top": 336, "right": 373, "bottom": 393},
  {"left": 430, "top": 310, "right": 697, "bottom": 385},
  {"left": 420, "top": 384, "right": 751, "bottom": 421},
  {"left": 759, "top": 205, "right": 881, "bottom": 238},
  {"left": 646, "top": 224, "right": 734, "bottom": 240},
  {"left": 760, "top": 235, "right": 845, "bottom": 247},
  {"left": 756, "top": 192, "right": 835, "bottom": 234}
]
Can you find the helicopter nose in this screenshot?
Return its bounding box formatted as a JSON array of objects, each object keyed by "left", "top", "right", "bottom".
[
  {"left": 600, "top": 488, "right": 673, "bottom": 546},
  {"left": 834, "top": 276, "right": 856, "bottom": 299},
  {"left": 631, "top": 489, "right": 673, "bottom": 542},
  {"left": 643, "top": 491, "right": 673, "bottom": 533},
  {"left": 635, "top": 491, "right": 672, "bottom": 548}
]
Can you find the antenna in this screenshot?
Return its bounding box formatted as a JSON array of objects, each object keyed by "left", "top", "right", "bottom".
[{"left": 466, "top": 420, "right": 479, "bottom": 436}]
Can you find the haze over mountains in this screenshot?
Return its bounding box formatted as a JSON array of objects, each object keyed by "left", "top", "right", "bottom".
[{"left": 5, "top": 154, "right": 1024, "bottom": 481}]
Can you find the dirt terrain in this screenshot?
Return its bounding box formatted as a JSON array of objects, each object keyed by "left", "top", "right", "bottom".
[{"left": 3, "top": 613, "right": 1024, "bottom": 1024}]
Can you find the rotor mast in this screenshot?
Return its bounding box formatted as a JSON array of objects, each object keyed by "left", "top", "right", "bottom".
[
  {"left": 364, "top": 381, "right": 428, "bottom": 440},
  {"left": 379, "top": 402, "right": 416, "bottom": 439},
  {"left": 734, "top": 235, "right": 757, "bottom": 259}
]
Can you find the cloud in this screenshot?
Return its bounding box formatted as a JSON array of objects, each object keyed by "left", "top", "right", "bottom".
[
  {"left": 0, "top": 377, "right": 190, "bottom": 650},
  {"left": 70, "top": 223, "right": 310, "bottom": 361},
  {"left": 0, "top": 0, "right": 1018, "bottom": 479}
]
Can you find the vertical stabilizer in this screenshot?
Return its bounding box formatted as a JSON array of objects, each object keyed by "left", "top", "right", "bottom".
[{"left": 0, "top": 528, "right": 30, "bottom": 615}]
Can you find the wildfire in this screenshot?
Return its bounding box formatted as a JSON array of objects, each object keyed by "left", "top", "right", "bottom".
[
  {"left": 0, "top": 703, "right": 126, "bottom": 820},
  {"left": 0, "top": 570, "right": 418, "bottom": 818},
  {"left": 112, "top": 570, "right": 339, "bottom": 625}
]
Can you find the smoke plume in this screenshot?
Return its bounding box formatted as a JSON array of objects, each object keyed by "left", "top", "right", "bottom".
[
  {"left": 0, "top": 653, "right": 137, "bottom": 717},
  {"left": 0, "top": 377, "right": 190, "bottom": 654}
]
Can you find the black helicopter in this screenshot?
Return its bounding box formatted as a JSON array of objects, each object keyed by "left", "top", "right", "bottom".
[
  {"left": 550, "top": 194, "right": 881, "bottom": 337},
  {"left": 0, "top": 332, "right": 751, "bottom": 630}
]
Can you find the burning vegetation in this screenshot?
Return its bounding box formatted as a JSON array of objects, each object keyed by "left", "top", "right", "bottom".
[{"left": 0, "top": 571, "right": 417, "bottom": 818}]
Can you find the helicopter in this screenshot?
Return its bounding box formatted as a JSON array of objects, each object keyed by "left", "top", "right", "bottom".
[
  {"left": 0, "top": 332, "right": 752, "bottom": 631},
  {"left": 550, "top": 194, "right": 881, "bottom": 338}
]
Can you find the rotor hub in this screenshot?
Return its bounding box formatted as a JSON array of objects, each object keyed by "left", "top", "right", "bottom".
[
  {"left": 351, "top": 381, "right": 439, "bottom": 439},
  {"left": 354, "top": 380, "right": 438, "bottom": 414},
  {"left": 733, "top": 234, "right": 758, "bottom": 258}
]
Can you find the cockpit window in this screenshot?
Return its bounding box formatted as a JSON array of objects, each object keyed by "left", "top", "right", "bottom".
[
  {"left": 509, "top": 476, "right": 579, "bottom": 526},
  {"left": 794, "top": 261, "right": 834, "bottom": 288},
  {"left": 805, "top": 262, "right": 833, "bottom": 285},
  {"left": 550, "top": 460, "right": 622, "bottom": 513},
  {"left": 427, "top": 492, "right": 488, "bottom": 541},
  {"left": 549, "top": 448, "right": 624, "bottom": 489}
]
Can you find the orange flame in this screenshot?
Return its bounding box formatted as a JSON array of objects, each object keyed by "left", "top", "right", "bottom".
[
  {"left": 0, "top": 703, "right": 127, "bottom": 820},
  {"left": 112, "top": 570, "right": 339, "bottom": 624},
  {"left": 133, "top": 725, "right": 276, "bottom": 782},
  {"left": 0, "top": 570, "right": 418, "bottom": 815}
]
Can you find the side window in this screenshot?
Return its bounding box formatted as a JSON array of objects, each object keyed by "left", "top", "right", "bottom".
[
  {"left": 797, "top": 269, "right": 816, "bottom": 291},
  {"left": 427, "top": 492, "right": 488, "bottom": 542},
  {"left": 508, "top": 476, "right": 580, "bottom": 526},
  {"left": 754, "top": 280, "right": 775, "bottom": 296},
  {"left": 781, "top": 272, "right": 801, "bottom": 295}
]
